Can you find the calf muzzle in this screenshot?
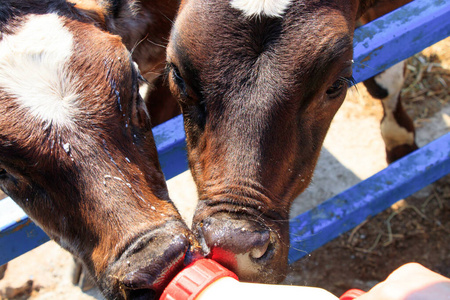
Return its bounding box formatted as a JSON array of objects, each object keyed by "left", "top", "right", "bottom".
[
  {"left": 103, "top": 221, "right": 200, "bottom": 300},
  {"left": 193, "top": 210, "right": 288, "bottom": 284}
]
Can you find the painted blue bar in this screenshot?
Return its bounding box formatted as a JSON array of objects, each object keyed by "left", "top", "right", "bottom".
[
  {"left": 353, "top": 0, "right": 450, "bottom": 82},
  {"left": 153, "top": 114, "right": 188, "bottom": 180},
  {"left": 0, "top": 202, "right": 50, "bottom": 266},
  {"left": 288, "top": 133, "right": 450, "bottom": 263}
]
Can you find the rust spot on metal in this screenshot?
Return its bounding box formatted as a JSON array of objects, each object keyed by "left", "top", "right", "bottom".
[
  {"left": 361, "top": 55, "right": 371, "bottom": 63},
  {"left": 10, "top": 219, "right": 32, "bottom": 234}
]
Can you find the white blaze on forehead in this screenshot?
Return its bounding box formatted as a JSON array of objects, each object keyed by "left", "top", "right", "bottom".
[
  {"left": 230, "top": 0, "right": 293, "bottom": 18},
  {"left": 0, "top": 13, "right": 78, "bottom": 127}
]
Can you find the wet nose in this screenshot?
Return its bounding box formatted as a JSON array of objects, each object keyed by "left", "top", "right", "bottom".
[
  {"left": 106, "top": 222, "right": 201, "bottom": 300},
  {"left": 195, "top": 212, "right": 285, "bottom": 283},
  {"left": 119, "top": 233, "right": 188, "bottom": 299}
]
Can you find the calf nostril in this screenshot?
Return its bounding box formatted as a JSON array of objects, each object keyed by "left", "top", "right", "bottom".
[
  {"left": 110, "top": 223, "right": 196, "bottom": 299},
  {"left": 119, "top": 233, "right": 189, "bottom": 292},
  {"left": 199, "top": 215, "right": 272, "bottom": 259},
  {"left": 249, "top": 237, "right": 271, "bottom": 260},
  {"left": 194, "top": 214, "right": 287, "bottom": 283},
  {"left": 124, "top": 288, "right": 156, "bottom": 300}
]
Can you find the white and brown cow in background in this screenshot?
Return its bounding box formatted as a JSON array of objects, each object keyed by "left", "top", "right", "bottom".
[{"left": 359, "top": 0, "right": 418, "bottom": 163}]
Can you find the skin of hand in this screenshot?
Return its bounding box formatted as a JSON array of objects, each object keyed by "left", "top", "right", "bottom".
[{"left": 356, "top": 263, "right": 450, "bottom": 300}]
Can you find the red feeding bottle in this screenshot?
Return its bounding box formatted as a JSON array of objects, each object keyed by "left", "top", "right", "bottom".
[{"left": 160, "top": 259, "right": 348, "bottom": 300}]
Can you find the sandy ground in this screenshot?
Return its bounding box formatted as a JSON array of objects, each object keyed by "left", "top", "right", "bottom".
[{"left": 0, "top": 39, "right": 448, "bottom": 299}]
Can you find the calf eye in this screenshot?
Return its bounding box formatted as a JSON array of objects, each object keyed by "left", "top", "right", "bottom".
[
  {"left": 326, "top": 76, "right": 354, "bottom": 99},
  {"left": 326, "top": 79, "right": 346, "bottom": 98},
  {"left": 0, "top": 168, "right": 6, "bottom": 178},
  {"left": 167, "top": 63, "right": 188, "bottom": 97},
  {"left": 0, "top": 167, "right": 14, "bottom": 183}
]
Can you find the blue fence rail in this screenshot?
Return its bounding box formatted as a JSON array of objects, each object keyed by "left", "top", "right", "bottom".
[{"left": 1, "top": 0, "right": 450, "bottom": 267}]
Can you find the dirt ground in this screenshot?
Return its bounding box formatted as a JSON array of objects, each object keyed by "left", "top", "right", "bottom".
[
  {"left": 0, "top": 37, "right": 448, "bottom": 299},
  {"left": 285, "top": 176, "right": 450, "bottom": 296}
]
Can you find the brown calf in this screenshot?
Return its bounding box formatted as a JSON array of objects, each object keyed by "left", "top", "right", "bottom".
[
  {"left": 0, "top": 1, "right": 196, "bottom": 299},
  {"left": 166, "top": 0, "right": 419, "bottom": 283}
]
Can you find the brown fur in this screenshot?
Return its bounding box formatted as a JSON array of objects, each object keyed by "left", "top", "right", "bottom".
[
  {"left": 72, "top": 0, "right": 182, "bottom": 123},
  {"left": 0, "top": 1, "right": 194, "bottom": 299},
  {"left": 166, "top": 0, "right": 415, "bottom": 283}
]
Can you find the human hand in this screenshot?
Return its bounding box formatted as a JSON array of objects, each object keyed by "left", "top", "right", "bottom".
[{"left": 356, "top": 263, "right": 450, "bottom": 300}]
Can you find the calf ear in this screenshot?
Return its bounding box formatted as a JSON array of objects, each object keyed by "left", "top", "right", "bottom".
[
  {"left": 356, "top": 0, "right": 378, "bottom": 19},
  {"left": 69, "top": 0, "right": 133, "bottom": 29},
  {"left": 103, "top": 0, "right": 129, "bottom": 18},
  {"left": 132, "top": 95, "right": 152, "bottom": 131},
  {"left": 69, "top": 0, "right": 109, "bottom": 28},
  {"left": 358, "top": 0, "right": 413, "bottom": 24}
]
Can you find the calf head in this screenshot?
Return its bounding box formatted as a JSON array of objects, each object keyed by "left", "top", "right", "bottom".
[
  {"left": 70, "top": 0, "right": 182, "bottom": 125},
  {"left": 68, "top": 0, "right": 180, "bottom": 83},
  {"left": 167, "top": 0, "right": 375, "bottom": 283},
  {"left": 0, "top": 2, "right": 195, "bottom": 299}
]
